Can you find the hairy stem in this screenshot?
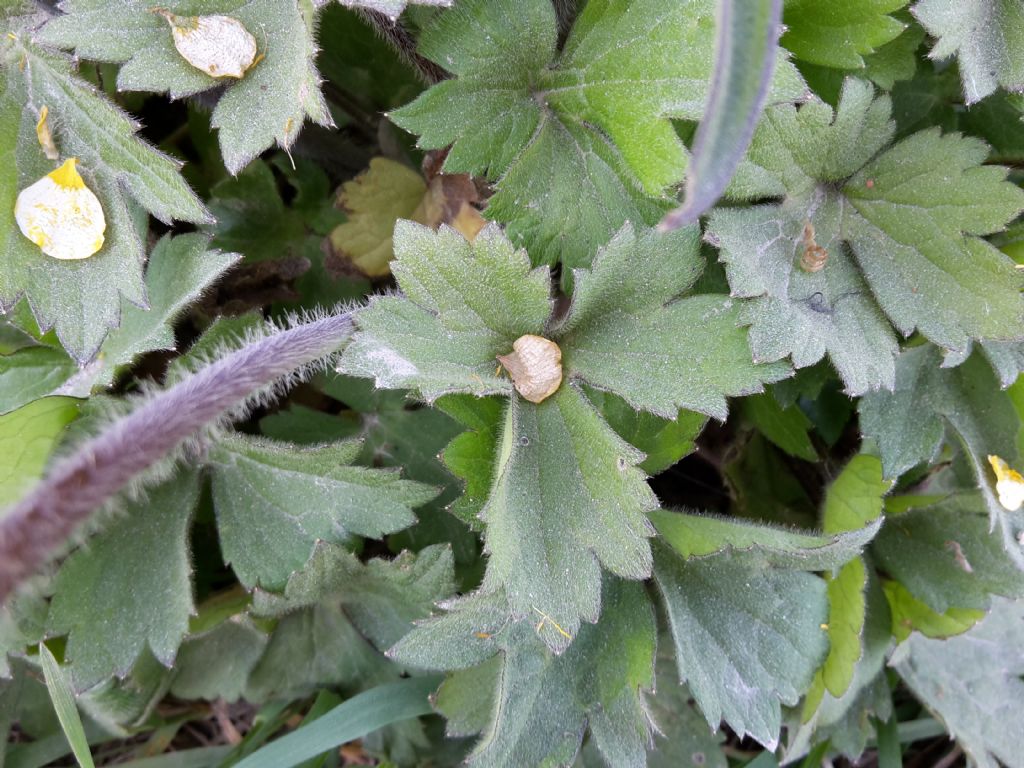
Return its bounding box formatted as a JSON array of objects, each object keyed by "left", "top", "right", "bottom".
[
  {"left": 0, "top": 312, "right": 353, "bottom": 604},
  {"left": 355, "top": 9, "right": 447, "bottom": 85}
]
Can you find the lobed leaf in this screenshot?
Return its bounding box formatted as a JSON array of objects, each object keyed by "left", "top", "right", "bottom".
[
  {"left": 394, "top": 578, "right": 656, "bottom": 768},
  {"left": 46, "top": 472, "right": 200, "bottom": 691},
  {"left": 912, "top": 0, "right": 1024, "bottom": 105},
  {"left": 391, "top": 0, "right": 805, "bottom": 272},
  {"left": 209, "top": 433, "right": 438, "bottom": 591},
  {"left": 39, "top": 0, "right": 332, "bottom": 175},
  {"left": 892, "top": 597, "right": 1024, "bottom": 768},
  {"left": 709, "top": 78, "right": 1024, "bottom": 394}
]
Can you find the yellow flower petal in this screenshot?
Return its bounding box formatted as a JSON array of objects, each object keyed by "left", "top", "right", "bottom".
[
  {"left": 156, "top": 10, "right": 258, "bottom": 79},
  {"left": 35, "top": 106, "right": 59, "bottom": 161},
  {"left": 14, "top": 158, "right": 106, "bottom": 261},
  {"left": 988, "top": 455, "right": 1024, "bottom": 512}
]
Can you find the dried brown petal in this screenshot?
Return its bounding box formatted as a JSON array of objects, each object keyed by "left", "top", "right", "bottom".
[{"left": 498, "top": 335, "right": 563, "bottom": 404}]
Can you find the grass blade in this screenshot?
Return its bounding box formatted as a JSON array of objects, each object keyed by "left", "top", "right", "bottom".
[
  {"left": 232, "top": 676, "right": 440, "bottom": 768},
  {"left": 38, "top": 643, "right": 95, "bottom": 768}
]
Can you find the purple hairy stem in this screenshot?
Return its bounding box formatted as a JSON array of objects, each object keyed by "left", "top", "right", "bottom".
[{"left": 0, "top": 312, "right": 353, "bottom": 604}]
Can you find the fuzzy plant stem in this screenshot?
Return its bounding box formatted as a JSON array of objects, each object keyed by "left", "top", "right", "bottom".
[{"left": 0, "top": 312, "right": 354, "bottom": 604}]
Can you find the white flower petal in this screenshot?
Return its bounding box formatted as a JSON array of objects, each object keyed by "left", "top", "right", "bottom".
[
  {"left": 988, "top": 455, "right": 1024, "bottom": 512},
  {"left": 14, "top": 158, "right": 106, "bottom": 261},
  {"left": 158, "top": 11, "right": 258, "bottom": 79}
]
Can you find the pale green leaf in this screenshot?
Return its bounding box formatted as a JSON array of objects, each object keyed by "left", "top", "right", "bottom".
[
  {"left": 396, "top": 578, "right": 656, "bottom": 768},
  {"left": 327, "top": 157, "right": 428, "bottom": 278},
  {"left": 252, "top": 543, "right": 456, "bottom": 653},
  {"left": 653, "top": 544, "right": 829, "bottom": 749},
  {"left": 333, "top": 0, "right": 451, "bottom": 22},
  {"left": 807, "top": 454, "right": 892, "bottom": 702},
  {"left": 882, "top": 579, "right": 984, "bottom": 642},
  {"left": 822, "top": 454, "right": 892, "bottom": 534},
  {"left": 913, "top": 0, "right": 1024, "bottom": 104},
  {"left": 646, "top": 651, "right": 727, "bottom": 768},
  {"left": 872, "top": 493, "right": 1024, "bottom": 614},
  {"left": 560, "top": 224, "right": 791, "bottom": 420},
  {"left": 209, "top": 433, "right": 438, "bottom": 591},
  {"left": 859, "top": 345, "right": 1023, "bottom": 538},
  {"left": 0, "top": 346, "right": 78, "bottom": 415},
  {"left": 789, "top": 572, "right": 892, "bottom": 759},
  {"left": 477, "top": 386, "right": 657, "bottom": 652},
  {"left": 649, "top": 508, "right": 879, "bottom": 568},
  {"left": 711, "top": 78, "right": 1024, "bottom": 392},
  {"left": 47, "top": 472, "right": 200, "bottom": 691},
  {"left": 782, "top": 0, "right": 908, "bottom": 69},
  {"left": 0, "top": 396, "right": 78, "bottom": 505},
  {"left": 39, "top": 0, "right": 332, "bottom": 175},
  {"left": 170, "top": 619, "right": 268, "bottom": 702},
  {"left": 391, "top": 0, "right": 805, "bottom": 271},
  {"left": 892, "top": 597, "right": 1024, "bottom": 768},
  {"left": 70, "top": 234, "right": 239, "bottom": 394},
  {"left": 338, "top": 222, "right": 550, "bottom": 401},
  {"left": 0, "top": 32, "right": 208, "bottom": 360}
]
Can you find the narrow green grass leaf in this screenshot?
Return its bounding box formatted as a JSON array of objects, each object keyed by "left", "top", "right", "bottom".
[
  {"left": 232, "top": 677, "right": 440, "bottom": 768},
  {"left": 38, "top": 644, "right": 94, "bottom": 768}
]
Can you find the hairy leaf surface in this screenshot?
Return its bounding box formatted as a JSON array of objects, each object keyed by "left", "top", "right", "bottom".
[
  {"left": 209, "top": 433, "right": 437, "bottom": 591},
  {"left": 709, "top": 78, "right": 1024, "bottom": 394}
]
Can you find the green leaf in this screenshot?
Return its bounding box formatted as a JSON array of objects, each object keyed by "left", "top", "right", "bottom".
[
  {"left": 0, "top": 347, "right": 78, "bottom": 415},
  {"left": 653, "top": 544, "right": 829, "bottom": 749},
  {"left": 39, "top": 644, "right": 95, "bottom": 768},
  {"left": 0, "top": 32, "right": 208, "bottom": 361},
  {"left": 46, "top": 472, "right": 200, "bottom": 691},
  {"left": 790, "top": 571, "right": 893, "bottom": 759},
  {"left": 859, "top": 345, "right": 1022, "bottom": 537},
  {"left": 0, "top": 396, "right": 78, "bottom": 505},
  {"left": 245, "top": 604, "right": 392, "bottom": 701},
  {"left": 740, "top": 392, "right": 817, "bottom": 461},
  {"left": 39, "top": 0, "right": 332, "bottom": 175},
  {"left": 821, "top": 454, "right": 892, "bottom": 534},
  {"left": 808, "top": 455, "right": 892, "bottom": 700},
  {"left": 67, "top": 234, "right": 239, "bottom": 393},
  {"left": 650, "top": 508, "right": 879, "bottom": 568},
  {"left": 646, "top": 650, "right": 727, "bottom": 768},
  {"left": 253, "top": 543, "right": 456, "bottom": 653},
  {"left": 912, "top": 0, "right": 1024, "bottom": 104},
  {"left": 882, "top": 579, "right": 984, "bottom": 642},
  {"left": 391, "top": 0, "right": 805, "bottom": 271},
  {"left": 208, "top": 433, "right": 438, "bottom": 591},
  {"left": 396, "top": 578, "right": 656, "bottom": 768},
  {"left": 477, "top": 386, "right": 657, "bottom": 652},
  {"left": 659, "top": 0, "right": 784, "bottom": 230},
  {"left": 892, "top": 597, "right": 1024, "bottom": 768},
  {"left": 871, "top": 493, "right": 1024, "bottom": 614},
  {"left": 170, "top": 618, "right": 268, "bottom": 703},
  {"left": 338, "top": 222, "right": 549, "bottom": 401},
  {"left": 437, "top": 394, "right": 504, "bottom": 529},
  {"left": 333, "top": 0, "right": 450, "bottom": 21},
  {"left": 202, "top": 160, "right": 309, "bottom": 263},
  {"left": 586, "top": 389, "right": 707, "bottom": 475},
  {"left": 559, "top": 224, "right": 791, "bottom": 420},
  {"left": 710, "top": 78, "right": 1024, "bottom": 393},
  {"left": 782, "top": 0, "right": 908, "bottom": 68},
  {"left": 233, "top": 677, "right": 440, "bottom": 768}
]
